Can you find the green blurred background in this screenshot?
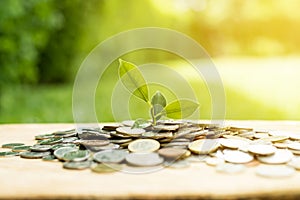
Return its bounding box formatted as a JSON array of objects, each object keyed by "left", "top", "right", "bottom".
[{"left": 1, "top": 0, "right": 300, "bottom": 123}]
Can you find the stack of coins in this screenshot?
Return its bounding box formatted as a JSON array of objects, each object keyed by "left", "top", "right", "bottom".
[{"left": 1, "top": 120, "right": 300, "bottom": 178}]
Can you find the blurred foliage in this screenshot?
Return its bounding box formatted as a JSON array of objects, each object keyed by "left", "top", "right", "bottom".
[
  {"left": 1, "top": 0, "right": 300, "bottom": 122},
  {"left": 1, "top": 0, "right": 300, "bottom": 87}
]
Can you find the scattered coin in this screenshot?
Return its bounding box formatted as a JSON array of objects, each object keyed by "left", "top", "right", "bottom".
[
  {"left": 79, "top": 140, "right": 110, "bottom": 147},
  {"left": 205, "top": 157, "right": 225, "bottom": 166},
  {"left": 12, "top": 145, "right": 32, "bottom": 152},
  {"left": 287, "top": 142, "right": 300, "bottom": 151},
  {"left": 224, "top": 151, "right": 253, "bottom": 164},
  {"left": 128, "top": 139, "right": 160, "bottom": 153},
  {"left": 35, "top": 134, "right": 55, "bottom": 140},
  {"left": 219, "top": 138, "right": 248, "bottom": 149},
  {"left": 0, "top": 151, "right": 19, "bottom": 157},
  {"left": 38, "top": 137, "right": 63, "bottom": 145},
  {"left": 158, "top": 148, "right": 187, "bottom": 159},
  {"left": 257, "top": 149, "right": 293, "bottom": 164},
  {"left": 54, "top": 147, "right": 78, "bottom": 160},
  {"left": 188, "top": 139, "right": 219, "bottom": 154},
  {"left": 93, "top": 150, "right": 128, "bottom": 163},
  {"left": 91, "top": 163, "right": 122, "bottom": 173},
  {"left": 248, "top": 144, "right": 277, "bottom": 156},
  {"left": 288, "top": 133, "right": 300, "bottom": 140},
  {"left": 2, "top": 143, "right": 25, "bottom": 149},
  {"left": 262, "top": 136, "right": 289, "bottom": 143},
  {"left": 256, "top": 165, "right": 295, "bottom": 178},
  {"left": 63, "top": 161, "right": 91, "bottom": 170},
  {"left": 62, "top": 150, "right": 90, "bottom": 162},
  {"left": 20, "top": 151, "right": 51, "bottom": 159},
  {"left": 30, "top": 144, "right": 52, "bottom": 152},
  {"left": 42, "top": 155, "right": 57, "bottom": 161},
  {"left": 254, "top": 133, "right": 269, "bottom": 139},
  {"left": 116, "top": 127, "right": 145, "bottom": 137},
  {"left": 125, "top": 153, "right": 164, "bottom": 166},
  {"left": 51, "top": 143, "right": 77, "bottom": 151}
]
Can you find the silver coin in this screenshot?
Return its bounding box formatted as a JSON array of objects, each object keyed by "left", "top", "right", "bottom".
[
  {"left": 35, "top": 134, "right": 55, "bottom": 140},
  {"left": 1, "top": 143, "right": 25, "bottom": 148},
  {"left": 51, "top": 143, "right": 77, "bottom": 151},
  {"left": 63, "top": 161, "right": 91, "bottom": 170},
  {"left": 93, "top": 150, "right": 128, "bottom": 163},
  {"left": 54, "top": 147, "right": 78, "bottom": 160},
  {"left": 256, "top": 165, "right": 295, "bottom": 178},
  {"left": 223, "top": 150, "right": 253, "bottom": 164},
  {"left": 0, "top": 151, "right": 19, "bottom": 157},
  {"left": 248, "top": 144, "right": 277, "bottom": 156},
  {"left": 257, "top": 149, "right": 294, "bottom": 164},
  {"left": 125, "top": 152, "right": 164, "bottom": 167},
  {"left": 38, "top": 137, "right": 63, "bottom": 145},
  {"left": 30, "top": 144, "right": 52, "bottom": 152},
  {"left": 20, "top": 151, "right": 51, "bottom": 159},
  {"left": 62, "top": 150, "right": 90, "bottom": 162},
  {"left": 205, "top": 157, "right": 225, "bottom": 166},
  {"left": 42, "top": 155, "right": 57, "bottom": 161},
  {"left": 12, "top": 145, "right": 32, "bottom": 152}
]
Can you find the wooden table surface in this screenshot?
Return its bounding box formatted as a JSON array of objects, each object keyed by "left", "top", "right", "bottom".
[{"left": 1, "top": 121, "right": 300, "bottom": 199}]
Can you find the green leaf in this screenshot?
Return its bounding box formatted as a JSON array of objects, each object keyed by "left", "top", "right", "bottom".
[
  {"left": 132, "top": 118, "right": 151, "bottom": 129},
  {"left": 164, "top": 99, "right": 199, "bottom": 119},
  {"left": 151, "top": 91, "right": 167, "bottom": 108},
  {"left": 151, "top": 91, "right": 167, "bottom": 121},
  {"left": 118, "top": 59, "right": 149, "bottom": 102}
]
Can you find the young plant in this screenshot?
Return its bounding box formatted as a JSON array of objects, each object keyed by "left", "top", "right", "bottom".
[{"left": 118, "top": 59, "right": 199, "bottom": 127}]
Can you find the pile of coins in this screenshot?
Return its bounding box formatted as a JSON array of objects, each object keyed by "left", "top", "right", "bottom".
[{"left": 1, "top": 120, "right": 300, "bottom": 177}]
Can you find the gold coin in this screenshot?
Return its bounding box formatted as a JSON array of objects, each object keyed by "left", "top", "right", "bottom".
[
  {"left": 188, "top": 139, "right": 219, "bottom": 154},
  {"left": 128, "top": 139, "right": 160, "bottom": 153},
  {"left": 248, "top": 144, "right": 277, "bottom": 156}
]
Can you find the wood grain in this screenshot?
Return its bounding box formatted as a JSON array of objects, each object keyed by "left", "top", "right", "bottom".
[{"left": 0, "top": 121, "right": 300, "bottom": 199}]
